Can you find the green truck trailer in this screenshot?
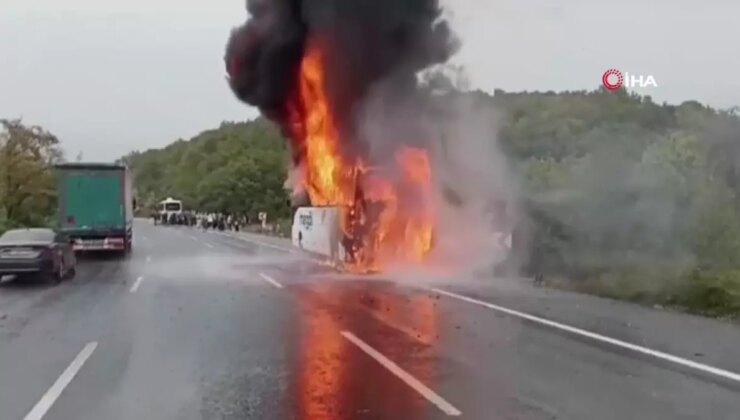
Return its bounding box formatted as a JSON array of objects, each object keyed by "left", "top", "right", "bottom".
[{"left": 54, "top": 163, "right": 134, "bottom": 253}]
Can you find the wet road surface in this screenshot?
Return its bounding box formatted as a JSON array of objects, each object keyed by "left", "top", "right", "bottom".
[{"left": 1, "top": 220, "right": 739, "bottom": 419}]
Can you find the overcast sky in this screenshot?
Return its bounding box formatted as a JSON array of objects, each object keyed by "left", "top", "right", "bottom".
[{"left": 1, "top": 0, "right": 738, "bottom": 161}]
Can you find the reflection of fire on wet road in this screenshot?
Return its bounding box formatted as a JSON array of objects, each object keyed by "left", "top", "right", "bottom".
[
  {"left": 291, "top": 281, "right": 451, "bottom": 419},
  {"left": 295, "top": 306, "right": 345, "bottom": 419},
  {"left": 363, "top": 291, "right": 440, "bottom": 346}
]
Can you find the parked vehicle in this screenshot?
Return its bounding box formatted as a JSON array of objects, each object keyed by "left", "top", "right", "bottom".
[
  {"left": 0, "top": 228, "right": 77, "bottom": 284},
  {"left": 156, "top": 198, "right": 183, "bottom": 225},
  {"left": 55, "top": 163, "right": 134, "bottom": 253}
]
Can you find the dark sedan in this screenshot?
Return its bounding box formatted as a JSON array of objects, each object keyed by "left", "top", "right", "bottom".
[{"left": 0, "top": 228, "right": 76, "bottom": 284}]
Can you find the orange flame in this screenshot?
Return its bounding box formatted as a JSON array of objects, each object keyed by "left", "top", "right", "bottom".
[
  {"left": 289, "top": 40, "right": 434, "bottom": 272},
  {"left": 289, "top": 42, "right": 354, "bottom": 208}
]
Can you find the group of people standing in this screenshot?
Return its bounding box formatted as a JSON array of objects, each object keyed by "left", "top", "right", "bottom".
[
  {"left": 152, "top": 211, "right": 248, "bottom": 232},
  {"left": 196, "top": 213, "right": 245, "bottom": 232},
  {"left": 152, "top": 211, "right": 195, "bottom": 226}
]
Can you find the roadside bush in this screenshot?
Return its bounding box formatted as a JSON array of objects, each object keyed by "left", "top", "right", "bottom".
[
  {"left": 679, "top": 269, "right": 740, "bottom": 317},
  {"left": 275, "top": 218, "right": 292, "bottom": 238},
  {"left": 0, "top": 215, "right": 12, "bottom": 236},
  {"left": 520, "top": 121, "right": 740, "bottom": 317}
]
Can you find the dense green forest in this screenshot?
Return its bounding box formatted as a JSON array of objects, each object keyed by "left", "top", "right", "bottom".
[
  {"left": 119, "top": 118, "right": 291, "bottom": 221},
  {"left": 488, "top": 89, "right": 740, "bottom": 316}
]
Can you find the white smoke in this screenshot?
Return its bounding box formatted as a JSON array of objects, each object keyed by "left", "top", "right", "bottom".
[
  {"left": 355, "top": 64, "right": 519, "bottom": 277},
  {"left": 426, "top": 73, "right": 518, "bottom": 275}
]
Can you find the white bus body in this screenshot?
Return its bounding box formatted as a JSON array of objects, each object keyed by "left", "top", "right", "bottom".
[
  {"left": 292, "top": 207, "right": 347, "bottom": 263},
  {"left": 157, "top": 197, "right": 183, "bottom": 223}
]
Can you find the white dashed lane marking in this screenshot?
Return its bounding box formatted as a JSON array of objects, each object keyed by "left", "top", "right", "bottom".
[
  {"left": 341, "top": 331, "right": 461, "bottom": 416},
  {"left": 23, "top": 342, "right": 98, "bottom": 420},
  {"left": 130, "top": 276, "right": 144, "bottom": 293},
  {"left": 259, "top": 273, "right": 284, "bottom": 289}
]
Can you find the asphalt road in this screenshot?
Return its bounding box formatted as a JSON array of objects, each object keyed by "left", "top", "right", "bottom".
[{"left": 1, "top": 220, "right": 739, "bottom": 420}]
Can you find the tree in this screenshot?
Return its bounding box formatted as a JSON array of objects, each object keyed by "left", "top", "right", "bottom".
[
  {"left": 0, "top": 119, "right": 64, "bottom": 228},
  {"left": 125, "top": 117, "right": 290, "bottom": 220}
]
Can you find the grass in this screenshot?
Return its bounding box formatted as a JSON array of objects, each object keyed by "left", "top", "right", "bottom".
[{"left": 542, "top": 265, "right": 740, "bottom": 321}]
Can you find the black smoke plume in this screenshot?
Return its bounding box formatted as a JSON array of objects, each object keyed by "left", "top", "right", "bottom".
[{"left": 225, "top": 0, "right": 459, "bottom": 149}]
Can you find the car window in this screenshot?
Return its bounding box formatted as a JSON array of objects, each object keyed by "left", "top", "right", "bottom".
[{"left": 0, "top": 229, "right": 55, "bottom": 242}]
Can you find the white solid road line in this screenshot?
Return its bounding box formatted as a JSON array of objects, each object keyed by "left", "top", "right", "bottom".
[
  {"left": 341, "top": 331, "right": 462, "bottom": 416},
  {"left": 205, "top": 242, "right": 215, "bottom": 249},
  {"left": 23, "top": 342, "right": 98, "bottom": 420},
  {"left": 259, "top": 273, "right": 284, "bottom": 289},
  {"left": 432, "top": 288, "right": 740, "bottom": 384},
  {"left": 130, "top": 276, "right": 144, "bottom": 293}
]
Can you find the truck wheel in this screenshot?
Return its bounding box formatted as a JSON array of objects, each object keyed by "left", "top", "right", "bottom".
[{"left": 48, "top": 262, "right": 64, "bottom": 285}]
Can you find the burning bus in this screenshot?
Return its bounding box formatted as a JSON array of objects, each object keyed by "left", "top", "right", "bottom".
[{"left": 225, "top": 0, "right": 515, "bottom": 273}]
